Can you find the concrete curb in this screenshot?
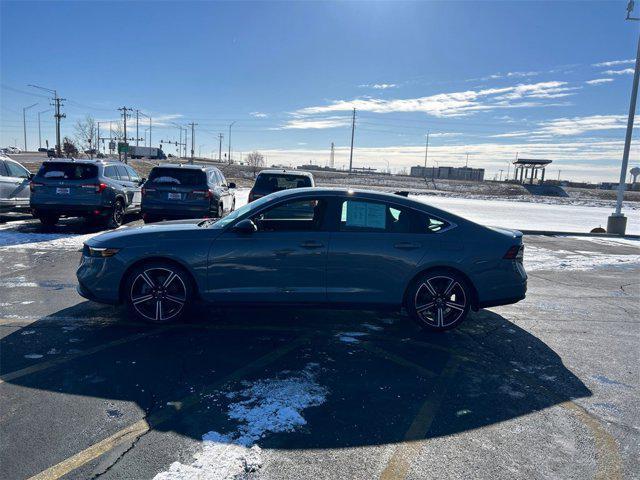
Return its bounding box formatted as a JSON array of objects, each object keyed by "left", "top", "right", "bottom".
[{"left": 520, "top": 229, "right": 640, "bottom": 240}]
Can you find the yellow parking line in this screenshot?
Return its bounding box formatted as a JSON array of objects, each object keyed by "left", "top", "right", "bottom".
[
  {"left": 380, "top": 357, "right": 460, "bottom": 480},
  {"left": 26, "top": 334, "right": 309, "bottom": 480},
  {"left": 0, "top": 327, "right": 171, "bottom": 384},
  {"left": 361, "top": 343, "right": 437, "bottom": 379}
]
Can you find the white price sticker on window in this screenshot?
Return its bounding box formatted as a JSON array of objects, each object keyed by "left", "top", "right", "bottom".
[{"left": 345, "top": 201, "right": 386, "bottom": 229}]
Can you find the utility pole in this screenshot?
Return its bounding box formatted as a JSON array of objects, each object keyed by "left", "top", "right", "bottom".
[
  {"left": 499, "top": 169, "right": 504, "bottom": 181},
  {"left": 218, "top": 133, "right": 224, "bottom": 161},
  {"left": 465, "top": 152, "right": 470, "bottom": 168},
  {"left": 22, "top": 103, "right": 38, "bottom": 151},
  {"left": 228, "top": 121, "right": 236, "bottom": 165},
  {"left": 558, "top": 170, "right": 561, "bottom": 181},
  {"left": 329, "top": 142, "right": 335, "bottom": 168},
  {"left": 188, "top": 122, "right": 198, "bottom": 164},
  {"left": 118, "top": 107, "right": 131, "bottom": 163},
  {"left": 348, "top": 108, "right": 356, "bottom": 173},
  {"left": 608, "top": 0, "right": 639, "bottom": 234},
  {"left": 424, "top": 132, "right": 430, "bottom": 168},
  {"left": 135, "top": 110, "right": 140, "bottom": 146},
  {"left": 28, "top": 85, "right": 65, "bottom": 157},
  {"left": 37, "top": 109, "right": 50, "bottom": 149}
]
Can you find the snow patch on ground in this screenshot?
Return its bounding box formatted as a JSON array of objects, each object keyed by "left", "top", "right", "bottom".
[
  {"left": 525, "top": 246, "right": 640, "bottom": 271},
  {"left": 0, "top": 231, "right": 99, "bottom": 250},
  {"left": 154, "top": 363, "right": 327, "bottom": 480}
]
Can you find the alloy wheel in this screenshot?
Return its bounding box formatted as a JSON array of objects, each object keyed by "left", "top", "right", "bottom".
[
  {"left": 414, "top": 275, "right": 467, "bottom": 328},
  {"left": 112, "top": 201, "right": 124, "bottom": 226},
  {"left": 129, "top": 267, "right": 187, "bottom": 322}
]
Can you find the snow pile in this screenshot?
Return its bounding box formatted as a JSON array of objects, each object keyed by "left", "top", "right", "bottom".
[
  {"left": 154, "top": 363, "right": 327, "bottom": 480},
  {"left": 0, "top": 230, "right": 99, "bottom": 250},
  {"left": 525, "top": 246, "right": 640, "bottom": 271}
]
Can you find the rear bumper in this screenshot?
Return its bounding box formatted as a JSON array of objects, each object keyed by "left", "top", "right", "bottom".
[
  {"left": 31, "top": 204, "right": 111, "bottom": 217},
  {"left": 0, "top": 199, "right": 30, "bottom": 213},
  {"left": 142, "top": 204, "right": 212, "bottom": 219}
]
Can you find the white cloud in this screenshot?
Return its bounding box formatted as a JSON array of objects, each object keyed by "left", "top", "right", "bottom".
[
  {"left": 586, "top": 78, "right": 614, "bottom": 85},
  {"left": 295, "top": 81, "right": 576, "bottom": 118},
  {"left": 592, "top": 59, "right": 634, "bottom": 67},
  {"left": 603, "top": 68, "right": 634, "bottom": 75},
  {"left": 492, "top": 114, "right": 626, "bottom": 138},
  {"left": 359, "top": 83, "right": 397, "bottom": 89},
  {"left": 277, "top": 116, "right": 351, "bottom": 130},
  {"left": 505, "top": 71, "right": 540, "bottom": 78},
  {"left": 429, "top": 132, "right": 462, "bottom": 138},
  {"left": 250, "top": 111, "right": 268, "bottom": 118}
]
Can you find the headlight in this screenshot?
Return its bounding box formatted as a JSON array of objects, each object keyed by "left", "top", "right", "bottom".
[{"left": 84, "top": 245, "right": 120, "bottom": 258}]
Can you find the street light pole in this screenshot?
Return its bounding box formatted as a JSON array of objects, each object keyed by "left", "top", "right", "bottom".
[
  {"left": 228, "top": 121, "right": 236, "bottom": 165},
  {"left": 23, "top": 103, "right": 38, "bottom": 151},
  {"left": 607, "top": 1, "right": 639, "bottom": 235},
  {"left": 37, "top": 109, "right": 51, "bottom": 149}
]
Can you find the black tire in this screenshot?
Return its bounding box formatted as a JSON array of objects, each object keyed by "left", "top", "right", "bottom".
[
  {"left": 39, "top": 213, "right": 59, "bottom": 228},
  {"left": 231, "top": 199, "right": 236, "bottom": 212},
  {"left": 143, "top": 214, "right": 159, "bottom": 224},
  {"left": 106, "top": 199, "right": 125, "bottom": 229},
  {"left": 124, "top": 260, "right": 193, "bottom": 324},
  {"left": 406, "top": 269, "right": 472, "bottom": 332}
]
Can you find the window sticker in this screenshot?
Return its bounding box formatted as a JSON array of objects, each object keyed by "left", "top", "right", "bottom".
[{"left": 345, "top": 201, "right": 386, "bottom": 229}]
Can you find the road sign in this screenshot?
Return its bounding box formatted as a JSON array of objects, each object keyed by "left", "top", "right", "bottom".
[{"left": 118, "top": 142, "right": 129, "bottom": 153}]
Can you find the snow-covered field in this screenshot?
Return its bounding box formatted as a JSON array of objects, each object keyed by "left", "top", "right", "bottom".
[{"left": 411, "top": 195, "right": 640, "bottom": 235}]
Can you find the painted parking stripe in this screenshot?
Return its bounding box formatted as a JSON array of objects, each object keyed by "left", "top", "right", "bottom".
[
  {"left": 26, "top": 334, "right": 310, "bottom": 480},
  {"left": 361, "top": 343, "right": 438, "bottom": 379}
]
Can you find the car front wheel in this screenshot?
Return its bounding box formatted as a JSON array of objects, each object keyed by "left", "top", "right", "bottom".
[
  {"left": 407, "top": 269, "right": 471, "bottom": 332},
  {"left": 125, "top": 261, "right": 192, "bottom": 323}
]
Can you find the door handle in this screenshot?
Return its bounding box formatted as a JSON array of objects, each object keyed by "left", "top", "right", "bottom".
[
  {"left": 300, "top": 241, "right": 324, "bottom": 249},
  {"left": 394, "top": 242, "right": 422, "bottom": 250}
]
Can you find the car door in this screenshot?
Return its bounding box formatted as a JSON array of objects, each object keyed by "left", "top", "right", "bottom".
[
  {"left": 125, "top": 165, "right": 143, "bottom": 208},
  {"left": 0, "top": 160, "right": 11, "bottom": 206},
  {"left": 115, "top": 164, "right": 136, "bottom": 209},
  {"left": 206, "top": 196, "right": 330, "bottom": 303},
  {"left": 217, "top": 171, "right": 232, "bottom": 212},
  {"left": 4, "top": 160, "right": 31, "bottom": 207},
  {"left": 326, "top": 198, "right": 445, "bottom": 305}
]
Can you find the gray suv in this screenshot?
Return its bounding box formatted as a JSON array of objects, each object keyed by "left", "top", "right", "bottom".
[
  {"left": 30, "top": 159, "right": 144, "bottom": 228},
  {"left": 0, "top": 156, "right": 31, "bottom": 215},
  {"left": 141, "top": 164, "right": 236, "bottom": 223}
]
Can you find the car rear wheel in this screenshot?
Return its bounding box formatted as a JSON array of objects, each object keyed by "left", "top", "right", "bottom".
[
  {"left": 106, "top": 200, "right": 125, "bottom": 229},
  {"left": 38, "top": 213, "right": 59, "bottom": 228},
  {"left": 125, "top": 261, "right": 192, "bottom": 323},
  {"left": 407, "top": 269, "right": 471, "bottom": 332}
]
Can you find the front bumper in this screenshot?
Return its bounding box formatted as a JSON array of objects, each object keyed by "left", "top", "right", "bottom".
[{"left": 76, "top": 254, "right": 124, "bottom": 304}]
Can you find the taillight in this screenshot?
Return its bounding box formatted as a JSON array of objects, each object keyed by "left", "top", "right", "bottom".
[
  {"left": 82, "top": 183, "right": 107, "bottom": 193},
  {"left": 30, "top": 181, "right": 43, "bottom": 192},
  {"left": 248, "top": 191, "right": 260, "bottom": 202},
  {"left": 192, "top": 189, "right": 213, "bottom": 199},
  {"left": 504, "top": 245, "right": 524, "bottom": 261}
]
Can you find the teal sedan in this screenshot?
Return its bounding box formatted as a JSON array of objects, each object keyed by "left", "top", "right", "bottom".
[{"left": 77, "top": 188, "right": 527, "bottom": 331}]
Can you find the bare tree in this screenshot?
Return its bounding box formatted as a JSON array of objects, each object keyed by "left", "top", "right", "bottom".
[
  {"left": 62, "top": 137, "right": 79, "bottom": 157},
  {"left": 74, "top": 115, "right": 97, "bottom": 154},
  {"left": 246, "top": 151, "right": 265, "bottom": 176}
]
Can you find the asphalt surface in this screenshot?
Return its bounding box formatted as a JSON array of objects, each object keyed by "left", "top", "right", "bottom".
[{"left": 0, "top": 216, "right": 638, "bottom": 480}]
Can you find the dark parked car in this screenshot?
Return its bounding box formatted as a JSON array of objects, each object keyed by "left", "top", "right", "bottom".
[
  {"left": 77, "top": 188, "right": 527, "bottom": 331},
  {"left": 141, "top": 164, "right": 236, "bottom": 223},
  {"left": 0, "top": 156, "right": 31, "bottom": 214},
  {"left": 248, "top": 169, "right": 314, "bottom": 202},
  {"left": 30, "top": 159, "right": 144, "bottom": 228}
]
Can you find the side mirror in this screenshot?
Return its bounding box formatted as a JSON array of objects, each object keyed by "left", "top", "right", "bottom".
[
  {"left": 28, "top": 173, "right": 35, "bottom": 179},
  {"left": 231, "top": 218, "right": 257, "bottom": 234},
  {"left": 228, "top": 182, "right": 236, "bottom": 189}
]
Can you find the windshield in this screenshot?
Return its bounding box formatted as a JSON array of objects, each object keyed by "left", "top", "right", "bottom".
[
  {"left": 148, "top": 168, "right": 206, "bottom": 186},
  {"left": 207, "top": 194, "right": 274, "bottom": 229},
  {"left": 254, "top": 174, "right": 312, "bottom": 192}
]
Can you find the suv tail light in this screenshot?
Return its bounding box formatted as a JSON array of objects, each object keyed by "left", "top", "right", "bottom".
[
  {"left": 82, "top": 183, "right": 107, "bottom": 193},
  {"left": 248, "top": 191, "right": 261, "bottom": 202},
  {"left": 192, "top": 189, "right": 213, "bottom": 199},
  {"left": 503, "top": 245, "right": 524, "bottom": 261},
  {"left": 30, "top": 181, "right": 43, "bottom": 192},
  {"left": 141, "top": 187, "right": 155, "bottom": 196}
]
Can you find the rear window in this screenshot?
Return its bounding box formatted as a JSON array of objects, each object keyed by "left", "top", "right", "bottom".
[
  {"left": 148, "top": 168, "right": 206, "bottom": 186},
  {"left": 254, "top": 174, "right": 312, "bottom": 192},
  {"left": 37, "top": 162, "right": 98, "bottom": 180}
]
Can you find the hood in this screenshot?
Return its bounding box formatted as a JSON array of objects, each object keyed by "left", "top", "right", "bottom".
[{"left": 85, "top": 219, "right": 207, "bottom": 247}]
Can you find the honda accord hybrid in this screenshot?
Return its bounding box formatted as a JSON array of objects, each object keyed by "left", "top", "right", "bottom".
[{"left": 77, "top": 188, "right": 527, "bottom": 331}]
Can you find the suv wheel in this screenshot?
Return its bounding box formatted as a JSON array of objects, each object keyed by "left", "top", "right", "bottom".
[
  {"left": 39, "top": 214, "right": 59, "bottom": 228},
  {"left": 406, "top": 269, "right": 472, "bottom": 332},
  {"left": 107, "top": 200, "right": 125, "bottom": 229},
  {"left": 125, "top": 261, "right": 192, "bottom": 323}
]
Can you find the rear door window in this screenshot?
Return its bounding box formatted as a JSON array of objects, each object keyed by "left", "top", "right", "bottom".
[
  {"left": 125, "top": 165, "right": 140, "bottom": 182},
  {"left": 116, "top": 165, "right": 130, "bottom": 181},
  {"left": 0, "top": 161, "right": 8, "bottom": 176},
  {"left": 104, "top": 166, "right": 118, "bottom": 179},
  {"left": 5, "top": 161, "right": 29, "bottom": 178},
  {"left": 148, "top": 168, "right": 207, "bottom": 186},
  {"left": 37, "top": 163, "right": 98, "bottom": 180},
  {"left": 339, "top": 200, "right": 418, "bottom": 233}
]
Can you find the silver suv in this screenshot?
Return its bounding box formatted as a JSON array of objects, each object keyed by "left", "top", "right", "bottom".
[{"left": 0, "top": 155, "right": 31, "bottom": 215}]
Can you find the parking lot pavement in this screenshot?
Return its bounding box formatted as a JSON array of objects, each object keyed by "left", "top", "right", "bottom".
[{"left": 0, "top": 219, "right": 638, "bottom": 480}]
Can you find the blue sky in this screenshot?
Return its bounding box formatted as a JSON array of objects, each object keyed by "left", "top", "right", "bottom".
[{"left": 1, "top": 1, "right": 638, "bottom": 181}]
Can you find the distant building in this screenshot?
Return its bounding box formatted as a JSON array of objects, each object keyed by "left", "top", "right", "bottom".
[{"left": 410, "top": 165, "right": 485, "bottom": 182}]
